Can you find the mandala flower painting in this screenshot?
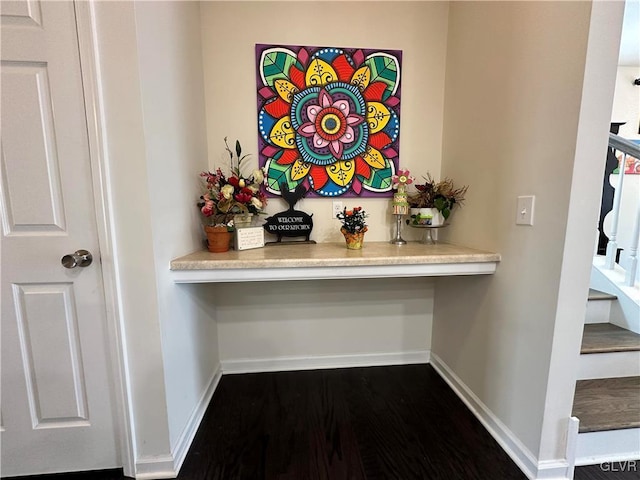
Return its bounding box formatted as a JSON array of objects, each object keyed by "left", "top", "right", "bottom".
[{"left": 256, "top": 44, "right": 402, "bottom": 197}]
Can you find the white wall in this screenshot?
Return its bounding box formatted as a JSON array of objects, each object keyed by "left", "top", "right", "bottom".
[
  {"left": 214, "top": 278, "right": 433, "bottom": 368},
  {"left": 435, "top": 0, "right": 594, "bottom": 469},
  {"left": 93, "top": 0, "right": 220, "bottom": 471},
  {"left": 93, "top": 0, "right": 172, "bottom": 462},
  {"left": 200, "top": 1, "right": 449, "bottom": 243},
  {"left": 539, "top": 0, "right": 624, "bottom": 465},
  {"left": 133, "top": 1, "right": 221, "bottom": 453},
  {"left": 199, "top": 1, "right": 449, "bottom": 366},
  {"left": 90, "top": 0, "right": 624, "bottom": 476}
]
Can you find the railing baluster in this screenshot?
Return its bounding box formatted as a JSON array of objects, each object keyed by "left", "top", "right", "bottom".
[
  {"left": 625, "top": 203, "right": 640, "bottom": 286},
  {"left": 605, "top": 152, "right": 627, "bottom": 269}
]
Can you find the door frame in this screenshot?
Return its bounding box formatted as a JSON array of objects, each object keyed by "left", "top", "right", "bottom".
[{"left": 74, "top": 2, "right": 135, "bottom": 476}]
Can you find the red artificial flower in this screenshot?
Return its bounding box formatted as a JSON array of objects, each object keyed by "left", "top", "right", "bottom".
[{"left": 235, "top": 191, "right": 253, "bottom": 204}]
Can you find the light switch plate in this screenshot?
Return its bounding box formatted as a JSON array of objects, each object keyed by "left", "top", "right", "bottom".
[{"left": 516, "top": 195, "right": 535, "bottom": 226}]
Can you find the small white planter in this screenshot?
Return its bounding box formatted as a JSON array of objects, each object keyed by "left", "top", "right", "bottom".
[{"left": 409, "top": 207, "right": 446, "bottom": 227}]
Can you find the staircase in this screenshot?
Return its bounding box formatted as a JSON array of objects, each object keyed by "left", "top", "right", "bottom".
[{"left": 572, "top": 289, "right": 640, "bottom": 465}]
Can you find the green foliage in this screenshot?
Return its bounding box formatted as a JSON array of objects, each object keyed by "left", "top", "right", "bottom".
[
  {"left": 336, "top": 207, "right": 368, "bottom": 234},
  {"left": 408, "top": 173, "right": 468, "bottom": 219}
]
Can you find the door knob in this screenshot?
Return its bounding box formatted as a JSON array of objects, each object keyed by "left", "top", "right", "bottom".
[{"left": 61, "top": 250, "right": 93, "bottom": 269}]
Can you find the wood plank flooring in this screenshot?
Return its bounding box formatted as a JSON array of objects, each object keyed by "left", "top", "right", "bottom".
[
  {"left": 573, "top": 376, "right": 640, "bottom": 433},
  {"left": 581, "top": 324, "right": 640, "bottom": 354},
  {"left": 6, "top": 365, "right": 637, "bottom": 479},
  {"left": 179, "top": 365, "right": 526, "bottom": 480}
]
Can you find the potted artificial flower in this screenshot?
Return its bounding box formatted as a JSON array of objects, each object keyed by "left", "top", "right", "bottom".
[
  {"left": 336, "top": 206, "right": 368, "bottom": 249},
  {"left": 198, "top": 137, "right": 267, "bottom": 252},
  {"left": 408, "top": 173, "right": 468, "bottom": 227}
]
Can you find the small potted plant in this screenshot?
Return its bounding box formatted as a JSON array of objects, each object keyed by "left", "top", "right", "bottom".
[
  {"left": 336, "top": 206, "right": 368, "bottom": 249},
  {"left": 408, "top": 173, "right": 468, "bottom": 227},
  {"left": 198, "top": 137, "right": 267, "bottom": 252}
]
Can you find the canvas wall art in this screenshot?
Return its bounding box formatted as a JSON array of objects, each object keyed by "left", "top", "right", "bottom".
[{"left": 256, "top": 44, "right": 402, "bottom": 197}]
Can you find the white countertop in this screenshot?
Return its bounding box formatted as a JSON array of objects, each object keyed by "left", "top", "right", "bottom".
[{"left": 170, "top": 241, "right": 500, "bottom": 283}]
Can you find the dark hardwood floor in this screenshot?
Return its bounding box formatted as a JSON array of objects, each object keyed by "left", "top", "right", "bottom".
[
  {"left": 5, "top": 365, "right": 637, "bottom": 479},
  {"left": 180, "top": 364, "right": 525, "bottom": 480}
]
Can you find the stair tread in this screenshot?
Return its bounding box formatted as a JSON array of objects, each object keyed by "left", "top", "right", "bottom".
[
  {"left": 573, "top": 376, "right": 640, "bottom": 433},
  {"left": 581, "top": 323, "right": 640, "bottom": 354},
  {"left": 588, "top": 288, "right": 618, "bottom": 301}
]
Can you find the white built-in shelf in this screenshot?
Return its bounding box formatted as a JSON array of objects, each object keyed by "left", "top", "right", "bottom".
[{"left": 170, "top": 242, "right": 500, "bottom": 283}]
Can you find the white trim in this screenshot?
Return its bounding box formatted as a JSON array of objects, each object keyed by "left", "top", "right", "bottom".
[
  {"left": 222, "top": 350, "right": 430, "bottom": 374},
  {"left": 534, "top": 461, "right": 572, "bottom": 480},
  {"left": 134, "top": 455, "right": 176, "bottom": 480},
  {"left": 565, "top": 417, "right": 580, "bottom": 480},
  {"left": 133, "top": 366, "right": 223, "bottom": 479},
  {"left": 430, "top": 353, "right": 573, "bottom": 480},
  {"left": 575, "top": 428, "right": 640, "bottom": 466},
  {"left": 170, "top": 365, "right": 223, "bottom": 474},
  {"left": 172, "top": 262, "right": 497, "bottom": 284},
  {"left": 74, "top": 2, "right": 135, "bottom": 477}
]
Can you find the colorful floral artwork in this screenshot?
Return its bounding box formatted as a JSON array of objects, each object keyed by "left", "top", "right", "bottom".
[{"left": 256, "top": 44, "right": 402, "bottom": 197}]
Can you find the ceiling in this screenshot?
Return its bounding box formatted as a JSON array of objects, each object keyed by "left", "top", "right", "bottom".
[{"left": 619, "top": 0, "right": 639, "bottom": 66}]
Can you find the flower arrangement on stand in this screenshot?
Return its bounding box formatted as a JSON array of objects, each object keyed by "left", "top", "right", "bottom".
[
  {"left": 408, "top": 173, "right": 468, "bottom": 226},
  {"left": 392, "top": 169, "right": 415, "bottom": 195},
  {"left": 198, "top": 138, "right": 267, "bottom": 252},
  {"left": 390, "top": 169, "right": 414, "bottom": 245},
  {"left": 336, "top": 207, "right": 368, "bottom": 249}
]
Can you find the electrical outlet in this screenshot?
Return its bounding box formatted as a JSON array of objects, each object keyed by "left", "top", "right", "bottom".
[
  {"left": 332, "top": 201, "right": 343, "bottom": 218},
  {"left": 516, "top": 195, "right": 535, "bottom": 226}
]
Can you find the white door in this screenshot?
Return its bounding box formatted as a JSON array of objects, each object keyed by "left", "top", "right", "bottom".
[{"left": 1, "top": 1, "right": 120, "bottom": 476}]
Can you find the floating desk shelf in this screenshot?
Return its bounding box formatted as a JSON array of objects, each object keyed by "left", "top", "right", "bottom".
[{"left": 170, "top": 242, "right": 500, "bottom": 283}]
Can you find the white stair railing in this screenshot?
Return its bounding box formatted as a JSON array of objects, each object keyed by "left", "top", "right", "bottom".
[
  {"left": 605, "top": 150, "right": 627, "bottom": 268},
  {"left": 625, "top": 202, "right": 640, "bottom": 286},
  {"left": 603, "top": 133, "right": 640, "bottom": 286}
]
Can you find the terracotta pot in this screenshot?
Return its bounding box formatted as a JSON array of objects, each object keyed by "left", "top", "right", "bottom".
[
  {"left": 204, "top": 225, "right": 232, "bottom": 253},
  {"left": 341, "top": 227, "right": 367, "bottom": 250}
]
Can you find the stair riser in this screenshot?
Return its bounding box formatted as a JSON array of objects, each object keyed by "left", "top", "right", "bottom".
[
  {"left": 575, "top": 428, "right": 640, "bottom": 466},
  {"left": 578, "top": 351, "right": 640, "bottom": 379},
  {"left": 590, "top": 261, "right": 640, "bottom": 334},
  {"left": 585, "top": 299, "right": 613, "bottom": 324}
]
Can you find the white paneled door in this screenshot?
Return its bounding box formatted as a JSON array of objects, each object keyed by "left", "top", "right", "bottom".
[{"left": 1, "top": 1, "right": 120, "bottom": 476}]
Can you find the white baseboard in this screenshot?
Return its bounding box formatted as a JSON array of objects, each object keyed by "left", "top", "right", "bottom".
[
  {"left": 134, "top": 455, "right": 176, "bottom": 479},
  {"left": 171, "top": 364, "right": 223, "bottom": 473},
  {"left": 221, "top": 350, "right": 430, "bottom": 374},
  {"left": 134, "top": 364, "right": 223, "bottom": 479},
  {"left": 429, "top": 353, "right": 572, "bottom": 480},
  {"left": 534, "top": 460, "right": 572, "bottom": 480}
]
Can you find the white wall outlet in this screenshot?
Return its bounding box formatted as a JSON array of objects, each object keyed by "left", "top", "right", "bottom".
[
  {"left": 516, "top": 195, "right": 535, "bottom": 226},
  {"left": 332, "top": 201, "right": 343, "bottom": 218}
]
